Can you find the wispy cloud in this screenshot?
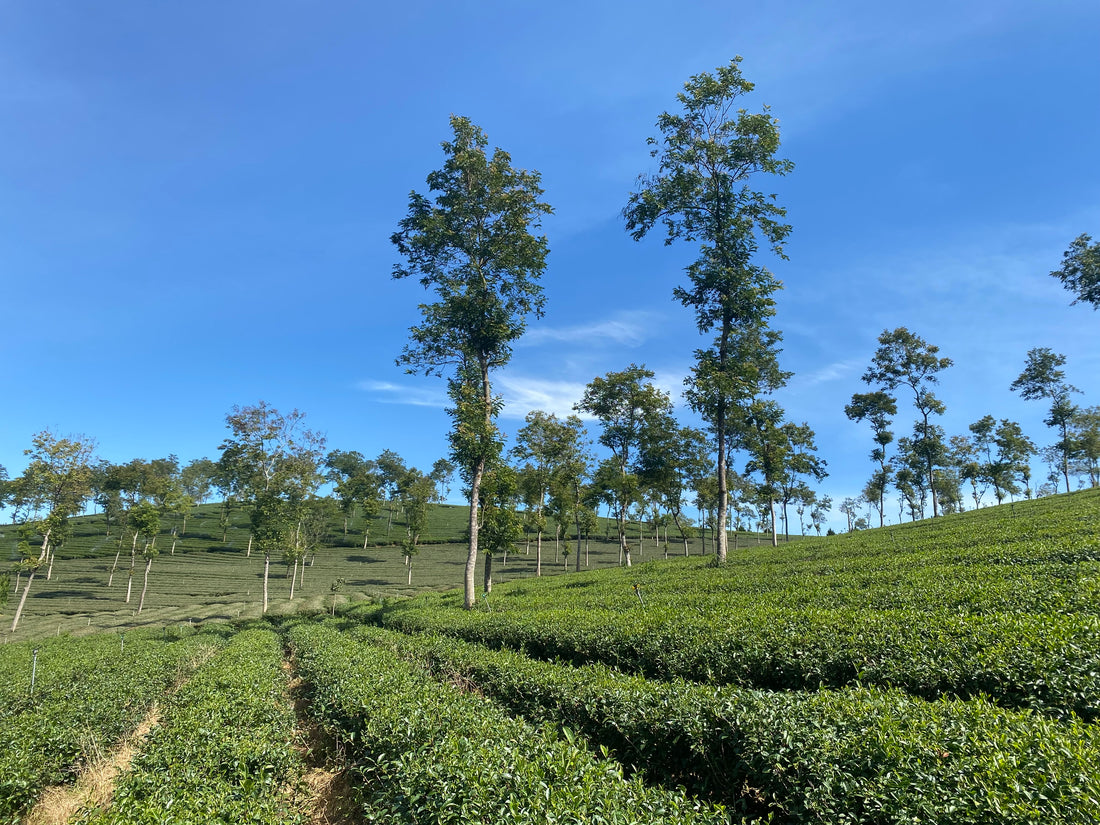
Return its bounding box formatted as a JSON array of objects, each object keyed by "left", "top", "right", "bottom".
[
  {"left": 357, "top": 380, "right": 447, "bottom": 408},
  {"left": 797, "top": 359, "right": 864, "bottom": 387},
  {"left": 497, "top": 375, "right": 590, "bottom": 420},
  {"left": 520, "top": 310, "right": 658, "bottom": 348}
]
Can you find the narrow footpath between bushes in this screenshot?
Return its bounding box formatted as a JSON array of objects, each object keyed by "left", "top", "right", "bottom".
[
  {"left": 24, "top": 704, "right": 161, "bottom": 825},
  {"left": 283, "top": 658, "right": 362, "bottom": 825}
]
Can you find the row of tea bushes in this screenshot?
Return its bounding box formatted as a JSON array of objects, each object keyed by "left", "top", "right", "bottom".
[
  {"left": 288, "top": 622, "right": 732, "bottom": 824},
  {"left": 358, "top": 625, "right": 1100, "bottom": 824},
  {"left": 373, "top": 596, "right": 1100, "bottom": 719},
  {"left": 77, "top": 627, "right": 303, "bottom": 825},
  {"left": 0, "top": 629, "right": 223, "bottom": 823}
]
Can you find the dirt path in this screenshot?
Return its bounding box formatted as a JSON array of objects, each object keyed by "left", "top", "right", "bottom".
[
  {"left": 24, "top": 705, "right": 161, "bottom": 825},
  {"left": 284, "top": 661, "right": 362, "bottom": 825}
]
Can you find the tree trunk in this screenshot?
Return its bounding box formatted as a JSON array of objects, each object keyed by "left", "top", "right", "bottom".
[
  {"left": 770, "top": 498, "right": 778, "bottom": 547},
  {"left": 108, "top": 547, "right": 122, "bottom": 587},
  {"left": 125, "top": 546, "right": 137, "bottom": 603},
  {"left": 263, "top": 550, "right": 270, "bottom": 614},
  {"left": 138, "top": 556, "right": 152, "bottom": 613},
  {"left": 465, "top": 458, "right": 485, "bottom": 608},
  {"left": 408, "top": 557, "right": 413, "bottom": 586},
  {"left": 289, "top": 558, "right": 298, "bottom": 600},
  {"left": 363, "top": 529, "right": 369, "bottom": 550},
  {"left": 715, "top": 319, "right": 731, "bottom": 564},
  {"left": 535, "top": 530, "right": 542, "bottom": 576},
  {"left": 483, "top": 552, "right": 493, "bottom": 595},
  {"left": 10, "top": 570, "right": 36, "bottom": 633},
  {"left": 246, "top": 534, "right": 253, "bottom": 558}
]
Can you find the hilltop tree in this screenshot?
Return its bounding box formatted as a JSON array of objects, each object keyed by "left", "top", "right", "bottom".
[
  {"left": 862, "top": 328, "right": 952, "bottom": 517},
  {"left": 512, "top": 411, "right": 589, "bottom": 576},
  {"left": 624, "top": 56, "right": 793, "bottom": 565},
  {"left": 845, "top": 390, "right": 897, "bottom": 527},
  {"left": 1050, "top": 233, "right": 1100, "bottom": 310},
  {"left": 478, "top": 464, "right": 521, "bottom": 595},
  {"left": 775, "top": 421, "right": 827, "bottom": 541},
  {"left": 1011, "top": 348, "right": 1079, "bottom": 491},
  {"left": 129, "top": 501, "right": 160, "bottom": 612},
  {"left": 992, "top": 419, "right": 1037, "bottom": 502},
  {"left": 638, "top": 420, "right": 709, "bottom": 556},
  {"left": 391, "top": 115, "right": 550, "bottom": 610},
  {"left": 1069, "top": 407, "right": 1100, "bottom": 487},
  {"left": 180, "top": 457, "right": 217, "bottom": 506},
  {"left": 396, "top": 468, "right": 436, "bottom": 586},
  {"left": 577, "top": 365, "right": 673, "bottom": 567},
  {"left": 9, "top": 431, "right": 96, "bottom": 633},
  {"left": 218, "top": 402, "right": 326, "bottom": 614},
  {"left": 325, "top": 450, "right": 382, "bottom": 540}
]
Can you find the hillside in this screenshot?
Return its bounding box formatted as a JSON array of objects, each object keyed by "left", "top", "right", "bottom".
[
  {"left": 1, "top": 488, "right": 1097, "bottom": 823},
  {"left": 1, "top": 498, "right": 782, "bottom": 641}
]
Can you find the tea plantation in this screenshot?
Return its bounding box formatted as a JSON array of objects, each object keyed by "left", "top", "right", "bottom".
[{"left": 1, "top": 489, "right": 1097, "bottom": 823}]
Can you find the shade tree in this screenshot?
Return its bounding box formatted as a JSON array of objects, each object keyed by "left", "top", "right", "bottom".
[
  {"left": 1011, "top": 348, "right": 1080, "bottom": 492},
  {"left": 862, "top": 327, "right": 953, "bottom": 517},
  {"left": 8, "top": 430, "right": 96, "bottom": 632},
  {"left": 392, "top": 115, "right": 550, "bottom": 609},
  {"left": 624, "top": 57, "right": 793, "bottom": 565},
  {"left": 576, "top": 365, "right": 673, "bottom": 567},
  {"left": 845, "top": 390, "right": 897, "bottom": 527},
  {"left": 218, "top": 402, "right": 326, "bottom": 614}
]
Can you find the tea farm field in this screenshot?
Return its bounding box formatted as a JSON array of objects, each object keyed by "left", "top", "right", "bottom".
[{"left": 1, "top": 488, "right": 1098, "bottom": 823}]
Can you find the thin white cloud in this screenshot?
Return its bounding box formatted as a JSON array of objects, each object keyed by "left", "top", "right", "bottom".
[
  {"left": 497, "top": 375, "right": 591, "bottom": 420},
  {"left": 520, "top": 310, "right": 657, "bottom": 348},
  {"left": 498, "top": 364, "right": 691, "bottom": 422},
  {"left": 357, "top": 380, "right": 447, "bottom": 409},
  {"left": 798, "top": 359, "right": 864, "bottom": 388}
]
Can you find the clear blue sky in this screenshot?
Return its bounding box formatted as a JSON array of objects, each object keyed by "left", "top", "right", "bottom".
[{"left": 2, "top": 1, "right": 1097, "bottom": 531}]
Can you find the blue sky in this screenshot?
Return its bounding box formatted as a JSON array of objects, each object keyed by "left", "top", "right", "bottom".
[{"left": 2, "top": 1, "right": 1097, "bottom": 531}]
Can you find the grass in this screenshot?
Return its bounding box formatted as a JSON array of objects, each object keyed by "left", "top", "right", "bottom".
[{"left": 1, "top": 499, "right": 787, "bottom": 642}]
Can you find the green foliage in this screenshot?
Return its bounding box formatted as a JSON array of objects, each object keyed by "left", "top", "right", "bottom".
[
  {"left": 1050, "top": 231, "right": 1100, "bottom": 309},
  {"left": 288, "top": 622, "right": 728, "bottom": 824},
  {"left": 376, "top": 489, "right": 1100, "bottom": 720},
  {"left": 78, "top": 627, "right": 301, "bottom": 824},
  {"left": 0, "top": 628, "right": 224, "bottom": 822},
  {"left": 357, "top": 626, "right": 1100, "bottom": 824}
]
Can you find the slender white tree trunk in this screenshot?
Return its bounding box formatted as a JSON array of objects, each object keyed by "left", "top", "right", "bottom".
[
  {"left": 263, "top": 551, "right": 270, "bottom": 613},
  {"left": 289, "top": 559, "right": 298, "bottom": 600},
  {"left": 10, "top": 571, "right": 36, "bottom": 633},
  {"left": 125, "top": 546, "right": 137, "bottom": 603},
  {"left": 138, "top": 556, "right": 152, "bottom": 613}
]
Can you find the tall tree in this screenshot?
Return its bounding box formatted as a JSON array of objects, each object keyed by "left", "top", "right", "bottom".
[
  {"left": 1050, "top": 233, "right": 1100, "bottom": 310},
  {"left": 1011, "top": 347, "right": 1080, "bottom": 491},
  {"left": 845, "top": 390, "right": 897, "bottom": 527},
  {"left": 9, "top": 431, "right": 96, "bottom": 632},
  {"left": 624, "top": 57, "right": 793, "bottom": 564},
  {"left": 576, "top": 365, "right": 672, "bottom": 567},
  {"left": 392, "top": 115, "right": 550, "bottom": 610},
  {"left": 862, "top": 328, "right": 952, "bottom": 517}
]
